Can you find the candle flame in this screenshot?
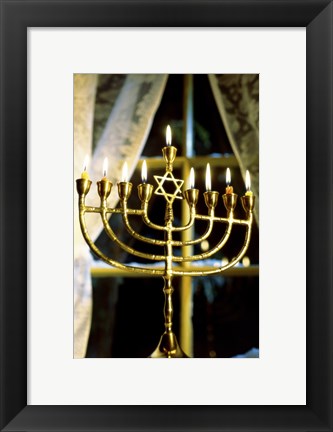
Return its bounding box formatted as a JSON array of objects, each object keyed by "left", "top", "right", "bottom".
[
  {"left": 141, "top": 160, "right": 147, "bottom": 183},
  {"left": 205, "top": 163, "right": 211, "bottom": 191},
  {"left": 245, "top": 170, "right": 251, "bottom": 191},
  {"left": 166, "top": 125, "right": 172, "bottom": 146},
  {"left": 189, "top": 167, "right": 195, "bottom": 189},
  {"left": 83, "top": 155, "right": 89, "bottom": 172},
  {"left": 122, "top": 161, "right": 128, "bottom": 182},
  {"left": 103, "top": 157, "right": 108, "bottom": 178},
  {"left": 226, "top": 167, "right": 231, "bottom": 185}
]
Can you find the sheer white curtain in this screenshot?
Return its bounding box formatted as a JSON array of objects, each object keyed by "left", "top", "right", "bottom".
[
  {"left": 74, "top": 74, "right": 168, "bottom": 358},
  {"left": 209, "top": 74, "right": 259, "bottom": 222}
]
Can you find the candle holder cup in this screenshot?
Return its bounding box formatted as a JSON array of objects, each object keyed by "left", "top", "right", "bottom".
[
  {"left": 204, "top": 191, "right": 219, "bottom": 209},
  {"left": 241, "top": 195, "right": 255, "bottom": 213},
  {"left": 162, "top": 146, "right": 177, "bottom": 172},
  {"left": 76, "top": 178, "right": 92, "bottom": 196},
  {"left": 97, "top": 180, "right": 112, "bottom": 200},
  {"left": 117, "top": 182, "right": 132, "bottom": 201},
  {"left": 137, "top": 183, "right": 154, "bottom": 203},
  {"left": 183, "top": 189, "right": 199, "bottom": 207},
  {"left": 223, "top": 193, "right": 238, "bottom": 213}
]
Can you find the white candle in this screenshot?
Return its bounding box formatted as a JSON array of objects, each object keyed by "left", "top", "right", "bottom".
[
  {"left": 141, "top": 160, "right": 147, "bottom": 184},
  {"left": 166, "top": 125, "right": 172, "bottom": 146},
  {"left": 225, "top": 167, "right": 233, "bottom": 194},
  {"left": 226, "top": 168, "right": 231, "bottom": 185},
  {"left": 189, "top": 167, "right": 195, "bottom": 189},
  {"left": 205, "top": 163, "right": 211, "bottom": 192}
]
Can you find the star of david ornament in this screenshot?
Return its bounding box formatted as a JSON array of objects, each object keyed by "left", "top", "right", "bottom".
[{"left": 154, "top": 171, "right": 184, "bottom": 203}]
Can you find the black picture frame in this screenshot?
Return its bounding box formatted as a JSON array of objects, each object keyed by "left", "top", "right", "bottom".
[{"left": 1, "top": 1, "right": 332, "bottom": 431}]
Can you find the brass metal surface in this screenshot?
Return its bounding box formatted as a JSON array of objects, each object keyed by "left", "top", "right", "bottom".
[
  {"left": 137, "top": 183, "right": 154, "bottom": 202},
  {"left": 222, "top": 193, "right": 238, "bottom": 212},
  {"left": 76, "top": 178, "right": 92, "bottom": 196},
  {"left": 97, "top": 179, "right": 112, "bottom": 200},
  {"left": 183, "top": 188, "right": 199, "bottom": 207},
  {"left": 117, "top": 181, "right": 132, "bottom": 201},
  {"left": 204, "top": 191, "right": 219, "bottom": 209},
  {"left": 162, "top": 145, "right": 177, "bottom": 171},
  {"left": 241, "top": 195, "right": 256, "bottom": 213}
]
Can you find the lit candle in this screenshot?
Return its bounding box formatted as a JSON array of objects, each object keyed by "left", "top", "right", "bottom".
[
  {"left": 225, "top": 168, "right": 233, "bottom": 194},
  {"left": 205, "top": 163, "right": 211, "bottom": 192},
  {"left": 189, "top": 167, "right": 195, "bottom": 189},
  {"left": 166, "top": 125, "right": 172, "bottom": 146},
  {"left": 102, "top": 157, "right": 108, "bottom": 180},
  {"left": 141, "top": 160, "right": 147, "bottom": 184},
  {"left": 184, "top": 167, "right": 199, "bottom": 206},
  {"left": 81, "top": 155, "right": 90, "bottom": 180},
  {"left": 122, "top": 161, "right": 128, "bottom": 182},
  {"left": 245, "top": 170, "right": 253, "bottom": 196}
]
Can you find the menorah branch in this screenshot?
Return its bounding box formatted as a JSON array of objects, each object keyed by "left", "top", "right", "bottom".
[
  {"left": 171, "top": 217, "right": 214, "bottom": 246},
  {"left": 172, "top": 220, "right": 233, "bottom": 262},
  {"left": 120, "top": 205, "right": 217, "bottom": 248},
  {"left": 170, "top": 206, "right": 196, "bottom": 233},
  {"left": 101, "top": 210, "right": 166, "bottom": 261},
  {"left": 195, "top": 213, "right": 249, "bottom": 226},
  {"left": 121, "top": 211, "right": 167, "bottom": 246},
  {"left": 141, "top": 206, "right": 170, "bottom": 231},
  {"left": 78, "top": 204, "right": 164, "bottom": 276},
  {"left": 172, "top": 216, "right": 253, "bottom": 276}
]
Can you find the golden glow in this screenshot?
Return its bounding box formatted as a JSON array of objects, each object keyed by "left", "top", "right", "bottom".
[
  {"left": 141, "top": 160, "right": 147, "bottom": 183},
  {"left": 226, "top": 167, "right": 231, "bottom": 185},
  {"left": 103, "top": 157, "right": 108, "bottom": 178},
  {"left": 200, "top": 240, "right": 209, "bottom": 252},
  {"left": 189, "top": 167, "right": 195, "bottom": 189},
  {"left": 122, "top": 161, "right": 128, "bottom": 182},
  {"left": 166, "top": 125, "right": 172, "bottom": 146},
  {"left": 242, "top": 256, "right": 251, "bottom": 267},
  {"left": 205, "top": 163, "right": 211, "bottom": 191}
]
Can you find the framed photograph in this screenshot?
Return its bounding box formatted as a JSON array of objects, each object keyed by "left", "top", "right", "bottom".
[{"left": 1, "top": 1, "right": 332, "bottom": 431}]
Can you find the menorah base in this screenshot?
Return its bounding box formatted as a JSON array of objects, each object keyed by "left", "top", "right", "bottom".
[{"left": 149, "top": 331, "right": 189, "bottom": 358}]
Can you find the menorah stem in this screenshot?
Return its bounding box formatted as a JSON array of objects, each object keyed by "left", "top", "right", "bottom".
[
  {"left": 163, "top": 276, "right": 174, "bottom": 333},
  {"left": 149, "top": 212, "right": 189, "bottom": 358},
  {"left": 165, "top": 202, "right": 174, "bottom": 223},
  {"left": 149, "top": 275, "right": 188, "bottom": 358}
]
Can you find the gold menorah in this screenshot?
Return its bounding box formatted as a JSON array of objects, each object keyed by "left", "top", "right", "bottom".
[{"left": 76, "top": 128, "right": 255, "bottom": 358}]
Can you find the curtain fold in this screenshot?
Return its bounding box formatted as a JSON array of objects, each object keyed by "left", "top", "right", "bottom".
[
  {"left": 209, "top": 74, "right": 259, "bottom": 222},
  {"left": 74, "top": 74, "right": 98, "bottom": 359},
  {"left": 73, "top": 74, "right": 168, "bottom": 358}
]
